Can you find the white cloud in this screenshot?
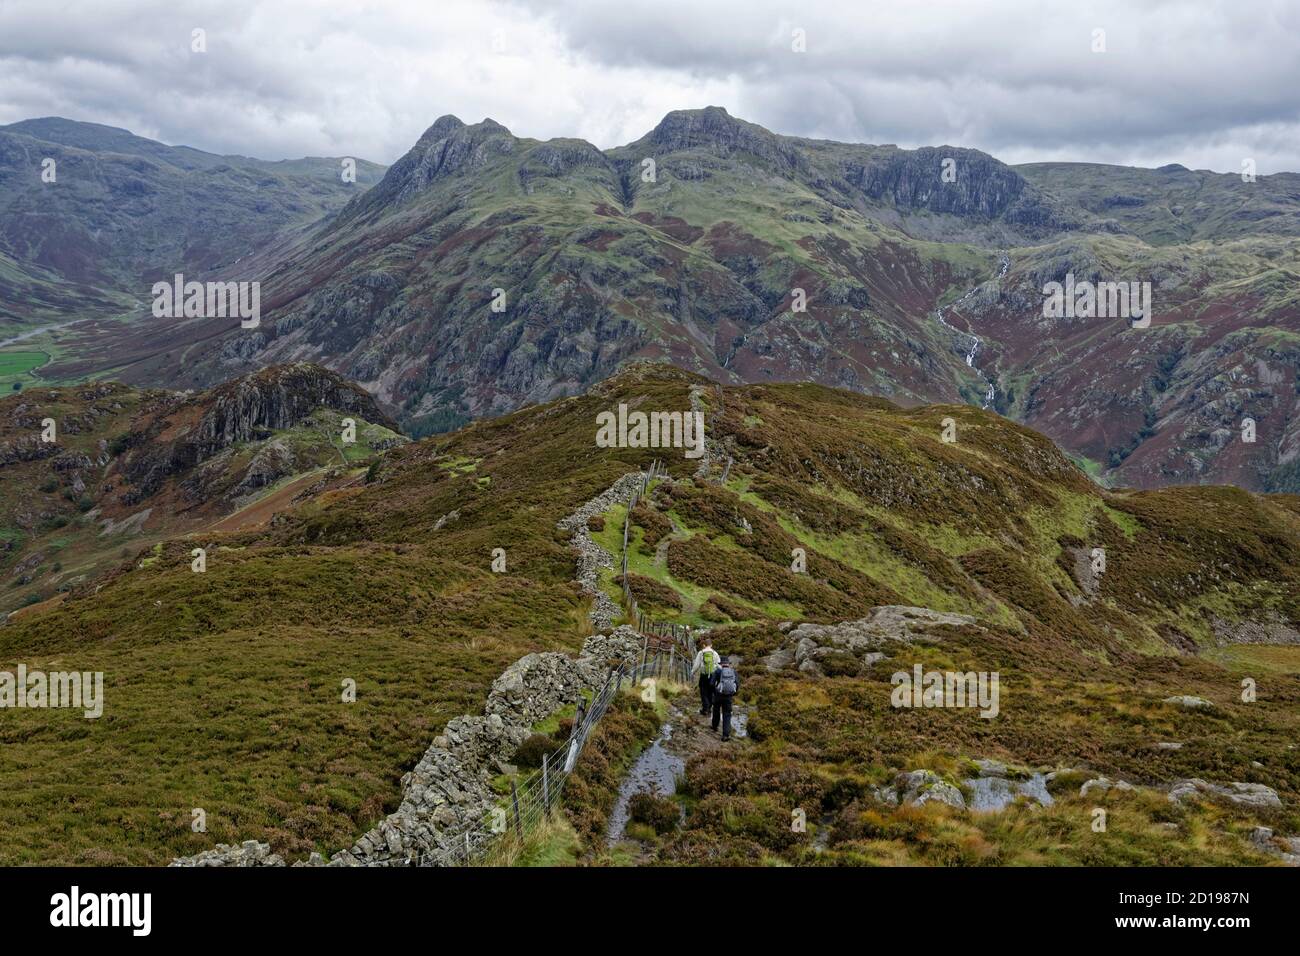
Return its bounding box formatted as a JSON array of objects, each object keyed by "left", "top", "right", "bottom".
[{"left": 1, "top": 0, "right": 1296, "bottom": 173}]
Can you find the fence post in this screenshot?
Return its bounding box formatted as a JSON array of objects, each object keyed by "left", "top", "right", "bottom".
[
  {"left": 510, "top": 779, "right": 524, "bottom": 842},
  {"left": 568, "top": 696, "right": 586, "bottom": 758},
  {"left": 542, "top": 753, "right": 551, "bottom": 818}
]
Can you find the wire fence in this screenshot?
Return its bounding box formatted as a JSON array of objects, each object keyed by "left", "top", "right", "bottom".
[{"left": 434, "top": 641, "right": 692, "bottom": 866}]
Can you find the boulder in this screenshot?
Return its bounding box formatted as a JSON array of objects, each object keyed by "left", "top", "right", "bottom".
[
  {"left": 1163, "top": 695, "right": 1214, "bottom": 711},
  {"left": 1079, "top": 776, "right": 1136, "bottom": 797},
  {"left": 896, "top": 769, "right": 966, "bottom": 809},
  {"left": 1167, "top": 778, "right": 1281, "bottom": 808}
]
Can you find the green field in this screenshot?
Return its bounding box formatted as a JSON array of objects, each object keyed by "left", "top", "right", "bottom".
[{"left": 0, "top": 349, "right": 48, "bottom": 389}]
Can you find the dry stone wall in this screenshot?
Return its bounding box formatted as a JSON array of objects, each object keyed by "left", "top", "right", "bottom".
[{"left": 172, "top": 625, "right": 642, "bottom": 867}]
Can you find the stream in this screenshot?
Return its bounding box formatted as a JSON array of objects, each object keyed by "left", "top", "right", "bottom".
[{"left": 934, "top": 252, "right": 1008, "bottom": 409}]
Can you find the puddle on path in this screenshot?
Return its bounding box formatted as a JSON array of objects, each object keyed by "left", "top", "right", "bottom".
[{"left": 605, "top": 722, "right": 686, "bottom": 845}]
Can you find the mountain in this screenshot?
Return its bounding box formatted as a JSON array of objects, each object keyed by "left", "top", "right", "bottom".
[
  {"left": 0, "top": 117, "right": 386, "bottom": 326},
  {"left": 0, "top": 362, "right": 402, "bottom": 616},
  {"left": 5, "top": 108, "right": 1300, "bottom": 490},
  {"left": 1, "top": 364, "right": 1297, "bottom": 864}
]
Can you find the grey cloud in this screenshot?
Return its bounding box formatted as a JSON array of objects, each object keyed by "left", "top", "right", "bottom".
[{"left": 1, "top": 0, "right": 1296, "bottom": 174}]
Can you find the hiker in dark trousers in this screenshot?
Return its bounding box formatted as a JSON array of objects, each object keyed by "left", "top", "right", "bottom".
[
  {"left": 692, "top": 638, "right": 719, "bottom": 716},
  {"left": 709, "top": 656, "right": 739, "bottom": 741}
]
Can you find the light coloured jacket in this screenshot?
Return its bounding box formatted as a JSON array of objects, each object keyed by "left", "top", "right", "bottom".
[{"left": 692, "top": 647, "right": 720, "bottom": 677}]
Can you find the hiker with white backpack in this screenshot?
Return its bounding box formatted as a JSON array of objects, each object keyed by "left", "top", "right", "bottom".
[
  {"left": 708, "top": 656, "right": 739, "bottom": 741},
  {"left": 692, "top": 637, "right": 720, "bottom": 716}
]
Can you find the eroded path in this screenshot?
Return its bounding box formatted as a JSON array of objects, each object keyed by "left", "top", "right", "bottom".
[{"left": 603, "top": 668, "right": 750, "bottom": 858}]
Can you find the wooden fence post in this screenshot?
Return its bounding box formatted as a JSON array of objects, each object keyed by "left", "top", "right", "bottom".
[
  {"left": 510, "top": 779, "right": 524, "bottom": 842},
  {"left": 542, "top": 753, "right": 551, "bottom": 817}
]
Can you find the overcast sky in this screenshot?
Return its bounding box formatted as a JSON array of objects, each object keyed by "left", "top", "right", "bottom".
[{"left": 2, "top": 0, "right": 1297, "bottom": 173}]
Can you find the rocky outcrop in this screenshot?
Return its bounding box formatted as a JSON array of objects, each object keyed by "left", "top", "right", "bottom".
[
  {"left": 1167, "top": 778, "right": 1282, "bottom": 809},
  {"left": 1212, "top": 614, "right": 1300, "bottom": 646},
  {"left": 1064, "top": 546, "right": 1102, "bottom": 602},
  {"left": 171, "top": 626, "right": 642, "bottom": 867},
  {"left": 1163, "top": 695, "right": 1215, "bottom": 711},
  {"left": 122, "top": 363, "right": 394, "bottom": 500},
  {"left": 186, "top": 363, "right": 394, "bottom": 453},
  {"left": 0, "top": 435, "right": 61, "bottom": 467},
  {"left": 764, "top": 606, "right": 977, "bottom": 676},
  {"left": 644, "top": 106, "right": 805, "bottom": 173},
  {"left": 1249, "top": 826, "right": 1300, "bottom": 865},
  {"left": 892, "top": 770, "right": 967, "bottom": 810},
  {"left": 1079, "top": 776, "right": 1137, "bottom": 797},
  {"left": 343, "top": 115, "right": 524, "bottom": 217}
]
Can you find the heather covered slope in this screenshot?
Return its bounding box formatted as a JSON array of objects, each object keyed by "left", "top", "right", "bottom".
[{"left": 1, "top": 364, "right": 1298, "bottom": 865}]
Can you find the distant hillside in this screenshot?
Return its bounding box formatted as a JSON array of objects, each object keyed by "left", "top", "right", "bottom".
[
  {"left": 0, "top": 117, "right": 386, "bottom": 325},
  {"left": 0, "top": 362, "right": 402, "bottom": 616}
]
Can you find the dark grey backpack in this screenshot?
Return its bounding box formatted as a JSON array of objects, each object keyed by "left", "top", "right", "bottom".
[{"left": 715, "top": 666, "right": 737, "bottom": 696}]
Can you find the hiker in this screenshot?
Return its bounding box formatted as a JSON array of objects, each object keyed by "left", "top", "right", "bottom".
[
  {"left": 692, "top": 637, "right": 719, "bottom": 716},
  {"left": 709, "top": 655, "right": 739, "bottom": 741}
]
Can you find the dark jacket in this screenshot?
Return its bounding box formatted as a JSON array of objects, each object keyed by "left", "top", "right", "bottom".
[{"left": 709, "top": 664, "right": 739, "bottom": 697}]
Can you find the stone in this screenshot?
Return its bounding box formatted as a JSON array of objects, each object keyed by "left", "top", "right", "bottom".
[
  {"left": 896, "top": 769, "right": 966, "bottom": 810},
  {"left": 870, "top": 784, "right": 900, "bottom": 807},
  {"left": 1163, "top": 695, "right": 1214, "bottom": 711},
  {"left": 1250, "top": 826, "right": 1274, "bottom": 850},
  {"left": 1079, "top": 776, "right": 1135, "bottom": 797},
  {"left": 1167, "top": 778, "right": 1282, "bottom": 808}
]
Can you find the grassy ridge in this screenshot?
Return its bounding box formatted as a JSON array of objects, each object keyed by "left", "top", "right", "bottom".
[{"left": 2, "top": 363, "right": 1298, "bottom": 865}]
